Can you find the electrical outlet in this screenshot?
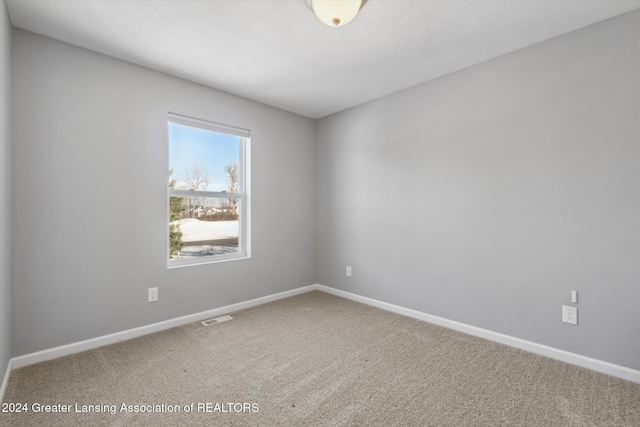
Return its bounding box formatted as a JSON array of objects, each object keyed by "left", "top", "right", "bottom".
[
  {"left": 562, "top": 305, "right": 577, "bottom": 325},
  {"left": 346, "top": 266, "right": 352, "bottom": 277},
  {"left": 148, "top": 287, "right": 158, "bottom": 303}
]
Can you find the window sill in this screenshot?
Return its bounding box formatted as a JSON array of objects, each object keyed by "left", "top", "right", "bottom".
[{"left": 167, "top": 253, "right": 250, "bottom": 269}]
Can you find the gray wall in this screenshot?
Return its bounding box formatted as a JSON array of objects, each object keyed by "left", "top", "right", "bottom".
[
  {"left": 11, "top": 30, "right": 317, "bottom": 356},
  {"left": 0, "top": 0, "right": 11, "bottom": 375},
  {"left": 316, "top": 11, "right": 640, "bottom": 370}
]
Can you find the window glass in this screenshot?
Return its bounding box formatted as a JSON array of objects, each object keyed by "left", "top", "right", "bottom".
[{"left": 167, "top": 114, "right": 250, "bottom": 267}]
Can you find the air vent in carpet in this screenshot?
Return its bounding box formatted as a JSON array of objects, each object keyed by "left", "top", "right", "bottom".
[{"left": 201, "top": 315, "right": 233, "bottom": 326}]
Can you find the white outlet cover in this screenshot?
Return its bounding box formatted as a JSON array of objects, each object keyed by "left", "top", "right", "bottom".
[
  {"left": 562, "top": 305, "right": 577, "bottom": 325},
  {"left": 148, "top": 287, "right": 158, "bottom": 302}
]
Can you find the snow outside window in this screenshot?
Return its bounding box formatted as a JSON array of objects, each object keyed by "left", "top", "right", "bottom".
[{"left": 167, "top": 113, "right": 251, "bottom": 267}]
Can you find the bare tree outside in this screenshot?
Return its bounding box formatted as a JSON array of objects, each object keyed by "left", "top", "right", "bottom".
[
  {"left": 181, "top": 166, "right": 209, "bottom": 217},
  {"left": 181, "top": 166, "right": 210, "bottom": 190},
  {"left": 224, "top": 162, "right": 239, "bottom": 217}
]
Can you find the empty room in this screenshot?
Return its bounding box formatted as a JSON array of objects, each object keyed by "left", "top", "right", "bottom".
[{"left": 1, "top": 1, "right": 639, "bottom": 425}]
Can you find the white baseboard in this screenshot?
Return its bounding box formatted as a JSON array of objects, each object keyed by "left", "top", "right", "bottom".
[
  {"left": 315, "top": 284, "right": 640, "bottom": 384},
  {"left": 9, "top": 283, "right": 640, "bottom": 385},
  {"left": 1, "top": 358, "right": 12, "bottom": 402},
  {"left": 11, "top": 285, "right": 317, "bottom": 369}
]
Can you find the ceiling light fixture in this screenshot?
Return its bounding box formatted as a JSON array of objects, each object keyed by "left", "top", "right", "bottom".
[{"left": 308, "top": 0, "right": 367, "bottom": 27}]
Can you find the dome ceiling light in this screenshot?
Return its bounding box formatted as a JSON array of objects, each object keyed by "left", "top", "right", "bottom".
[{"left": 308, "top": 0, "right": 367, "bottom": 27}]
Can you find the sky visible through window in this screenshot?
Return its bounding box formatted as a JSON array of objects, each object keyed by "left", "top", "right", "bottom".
[{"left": 168, "top": 122, "right": 239, "bottom": 192}]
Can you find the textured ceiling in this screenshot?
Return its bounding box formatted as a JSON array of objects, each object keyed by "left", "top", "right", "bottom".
[{"left": 6, "top": 0, "right": 640, "bottom": 119}]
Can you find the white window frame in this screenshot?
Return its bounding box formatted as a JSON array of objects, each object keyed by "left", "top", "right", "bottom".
[{"left": 167, "top": 113, "right": 251, "bottom": 268}]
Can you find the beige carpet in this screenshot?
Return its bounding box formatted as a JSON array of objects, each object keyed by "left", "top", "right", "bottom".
[{"left": 2, "top": 290, "right": 639, "bottom": 426}]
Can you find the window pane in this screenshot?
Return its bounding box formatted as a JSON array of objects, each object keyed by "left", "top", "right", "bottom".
[
  {"left": 167, "top": 114, "right": 249, "bottom": 267},
  {"left": 169, "top": 197, "right": 241, "bottom": 260},
  {"left": 168, "top": 122, "right": 240, "bottom": 193}
]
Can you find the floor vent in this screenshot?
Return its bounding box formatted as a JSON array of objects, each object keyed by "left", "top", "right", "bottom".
[{"left": 201, "top": 315, "right": 233, "bottom": 326}]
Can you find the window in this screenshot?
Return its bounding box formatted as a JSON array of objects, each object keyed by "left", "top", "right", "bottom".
[{"left": 167, "top": 113, "right": 250, "bottom": 267}]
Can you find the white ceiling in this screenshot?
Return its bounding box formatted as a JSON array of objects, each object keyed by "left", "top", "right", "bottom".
[{"left": 6, "top": 0, "right": 640, "bottom": 119}]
